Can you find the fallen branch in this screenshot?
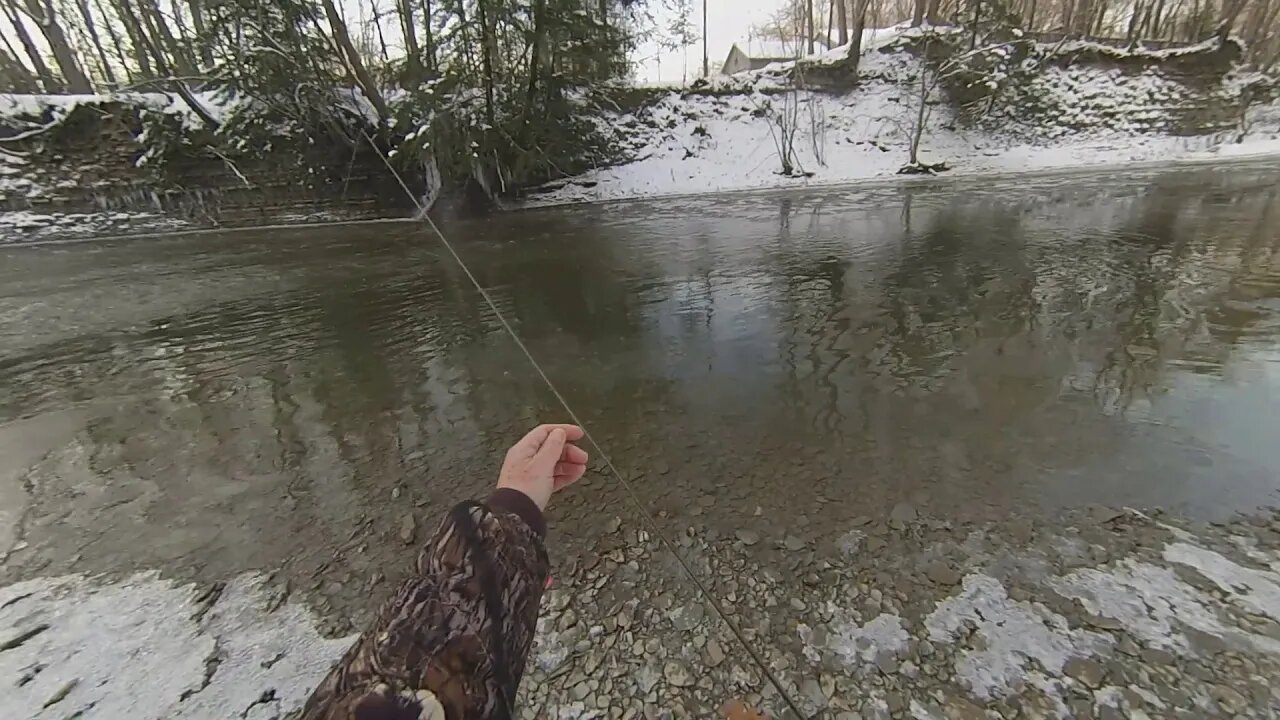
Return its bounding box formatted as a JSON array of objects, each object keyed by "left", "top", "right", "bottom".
[{"left": 208, "top": 148, "right": 252, "bottom": 187}]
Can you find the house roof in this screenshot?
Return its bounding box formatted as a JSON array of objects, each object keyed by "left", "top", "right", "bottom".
[{"left": 732, "top": 37, "right": 830, "bottom": 60}]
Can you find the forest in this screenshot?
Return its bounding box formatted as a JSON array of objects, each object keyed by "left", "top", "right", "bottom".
[{"left": 1, "top": 0, "right": 1277, "bottom": 193}]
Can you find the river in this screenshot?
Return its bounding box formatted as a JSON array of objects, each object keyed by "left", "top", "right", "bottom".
[{"left": 3, "top": 164, "right": 1280, "bottom": 718}]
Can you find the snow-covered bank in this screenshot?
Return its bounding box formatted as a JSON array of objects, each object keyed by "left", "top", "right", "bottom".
[
  {"left": 0, "top": 572, "right": 353, "bottom": 720},
  {"left": 6, "top": 509, "right": 1280, "bottom": 719},
  {"left": 529, "top": 27, "right": 1280, "bottom": 207}
]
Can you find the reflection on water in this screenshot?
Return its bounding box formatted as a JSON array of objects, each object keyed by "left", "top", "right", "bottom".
[{"left": 2, "top": 164, "right": 1279, "bottom": 610}]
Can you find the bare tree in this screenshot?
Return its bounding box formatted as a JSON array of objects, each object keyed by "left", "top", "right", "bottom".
[
  {"left": 397, "top": 0, "right": 421, "bottom": 83},
  {"left": 74, "top": 0, "right": 118, "bottom": 85},
  {"left": 2, "top": 0, "right": 63, "bottom": 91},
  {"left": 0, "top": 33, "right": 39, "bottom": 90},
  {"left": 14, "top": 0, "right": 93, "bottom": 92},
  {"left": 320, "top": 0, "right": 391, "bottom": 121},
  {"left": 113, "top": 0, "right": 155, "bottom": 78}
]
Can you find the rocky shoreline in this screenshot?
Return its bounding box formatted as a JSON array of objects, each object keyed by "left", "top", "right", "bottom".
[{"left": 4, "top": 504, "right": 1279, "bottom": 719}]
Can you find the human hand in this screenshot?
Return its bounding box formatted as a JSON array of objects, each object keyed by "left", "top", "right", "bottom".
[{"left": 497, "top": 424, "right": 589, "bottom": 511}]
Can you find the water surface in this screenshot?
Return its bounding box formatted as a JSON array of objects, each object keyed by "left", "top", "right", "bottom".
[{"left": 2, "top": 163, "right": 1279, "bottom": 622}]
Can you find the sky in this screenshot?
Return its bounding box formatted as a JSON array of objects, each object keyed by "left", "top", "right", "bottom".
[{"left": 631, "top": 0, "right": 785, "bottom": 84}]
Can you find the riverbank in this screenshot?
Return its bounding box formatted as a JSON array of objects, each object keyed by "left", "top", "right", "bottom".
[
  {"left": 528, "top": 27, "right": 1280, "bottom": 207},
  {"left": 2, "top": 26, "right": 1278, "bottom": 241},
  {"left": 4, "top": 506, "right": 1279, "bottom": 719}
]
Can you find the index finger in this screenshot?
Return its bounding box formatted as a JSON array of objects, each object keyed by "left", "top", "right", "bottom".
[{"left": 514, "top": 424, "right": 585, "bottom": 453}]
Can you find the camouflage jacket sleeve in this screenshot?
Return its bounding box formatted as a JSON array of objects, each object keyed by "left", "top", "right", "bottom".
[{"left": 299, "top": 489, "right": 550, "bottom": 720}]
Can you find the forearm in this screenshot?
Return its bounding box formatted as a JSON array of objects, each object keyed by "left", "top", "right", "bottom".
[{"left": 301, "top": 493, "right": 551, "bottom": 720}]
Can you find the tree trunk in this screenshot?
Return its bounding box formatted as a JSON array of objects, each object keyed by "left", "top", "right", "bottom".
[
  {"left": 1126, "top": 0, "right": 1144, "bottom": 43},
  {"left": 320, "top": 0, "right": 390, "bottom": 122},
  {"left": 473, "top": 0, "right": 496, "bottom": 124},
  {"left": 701, "top": 0, "right": 707, "bottom": 76},
  {"left": 369, "top": 0, "right": 391, "bottom": 65},
  {"left": 418, "top": 0, "right": 435, "bottom": 72},
  {"left": 521, "top": 0, "right": 544, "bottom": 142},
  {"left": 397, "top": 0, "right": 421, "bottom": 84},
  {"left": 18, "top": 0, "right": 93, "bottom": 92},
  {"left": 114, "top": 0, "right": 155, "bottom": 77},
  {"left": 2, "top": 0, "right": 62, "bottom": 91},
  {"left": 1214, "top": 0, "right": 1247, "bottom": 39},
  {"left": 911, "top": 0, "right": 924, "bottom": 26},
  {"left": 846, "top": 0, "right": 868, "bottom": 65},
  {"left": 137, "top": 0, "right": 195, "bottom": 75},
  {"left": 187, "top": 0, "right": 212, "bottom": 66},
  {"left": 73, "top": 0, "right": 117, "bottom": 86},
  {"left": 806, "top": 0, "right": 815, "bottom": 53},
  {"left": 910, "top": 50, "right": 929, "bottom": 165},
  {"left": 841, "top": 0, "right": 851, "bottom": 42},
  {"left": 1027, "top": 0, "right": 1038, "bottom": 29},
  {"left": 1150, "top": 0, "right": 1165, "bottom": 37},
  {"left": 0, "top": 32, "right": 39, "bottom": 91},
  {"left": 970, "top": 0, "right": 981, "bottom": 48}
]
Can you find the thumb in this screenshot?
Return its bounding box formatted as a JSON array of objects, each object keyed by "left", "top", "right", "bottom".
[{"left": 532, "top": 427, "right": 566, "bottom": 471}]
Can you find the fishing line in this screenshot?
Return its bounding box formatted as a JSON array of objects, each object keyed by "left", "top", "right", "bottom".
[{"left": 361, "top": 131, "right": 810, "bottom": 720}]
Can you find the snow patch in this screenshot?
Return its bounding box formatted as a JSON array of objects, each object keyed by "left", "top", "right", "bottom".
[
  {"left": 0, "top": 572, "right": 353, "bottom": 720},
  {"left": 1049, "top": 552, "right": 1280, "bottom": 656},
  {"left": 1163, "top": 541, "right": 1280, "bottom": 623},
  {"left": 925, "top": 573, "right": 1111, "bottom": 699},
  {"left": 828, "top": 612, "right": 910, "bottom": 665}
]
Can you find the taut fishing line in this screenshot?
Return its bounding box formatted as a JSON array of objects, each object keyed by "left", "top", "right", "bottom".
[{"left": 360, "top": 131, "right": 811, "bottom": 719}]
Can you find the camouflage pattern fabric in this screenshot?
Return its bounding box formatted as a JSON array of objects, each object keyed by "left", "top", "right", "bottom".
[{"left": 300, "top": 494, "right": 550, "bottom": 720}]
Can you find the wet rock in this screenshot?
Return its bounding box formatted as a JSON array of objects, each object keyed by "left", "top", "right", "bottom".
[
  {"left": 790, "top": 598, "right": 807, "bottom": 612},
  {"left": 889, "top": 504, "right": 917, "bottom": 529},
  {"left": 1064, "top": 658, "right": 1105, "bottom": 689},
  {"left": 672, "top": 604, "right": 705, "bottom": 631},
  {"left": 923, "top": 560, "right": 963, "bottom": 586},
  {"left": 875, "top": 650, "right": 899, "bottom": 675},
  {"left": 605, "top": 517, "right": 623, "bottom": 534},
  {"left": 736, "top": 530, "right": 761, "bottom": 546},
  {"left": 885, "top": 691, "right": 907, "bottom": 715},
  {"left": 705, "top": 639, "right": 725, "bottom": 667},
  {"left": 783, "top": 535, "right": 806, "bottom": 551},
  {"left": 1210, "top": 684, "right": 1249, "bottom": 714},
  {"left": 943, "top": 697, "right": 986, "bottom": 720},
  {"left": 664, "top": 661, "right": 694, "bottom": 687},
  {"left": 801, "top": 678, "right": 828, "bottom": 709},
  {"left": 1140, "top": 647, "right": 1175, "bottom": 666}
]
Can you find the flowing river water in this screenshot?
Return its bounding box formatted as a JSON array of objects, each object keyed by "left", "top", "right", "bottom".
[{"left": 3, "top": 163, "right": 1280, "bottom": 719}]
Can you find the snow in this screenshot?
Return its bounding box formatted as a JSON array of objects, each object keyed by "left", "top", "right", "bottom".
[
  {"left": 827, "top": 612, "right": 910, "bottom": 665},
  {"left": 925, "top": 574, "right": 1112, "bottom": 699},
  {"left": 529, "top": 28, "right": 1280, "bottom": 208},
  {"left": 0, "top": 572, "right": 354, "bottom": 720}
]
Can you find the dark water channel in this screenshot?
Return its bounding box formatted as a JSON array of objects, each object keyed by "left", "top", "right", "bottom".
[{"left": 2, "top": 163, "right": 1280, "bottom": 627}]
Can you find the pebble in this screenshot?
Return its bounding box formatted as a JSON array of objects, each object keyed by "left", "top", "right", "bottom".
[
  {"left": 875, "top": 650, "right": 899, "bottom": 675},
  {"left": 889, "top": 503, "right": 917, "bottom": 526},
  {"left": 736, "top": 530, "right": 761, "bottom": 546},
  {"left": 399, "top": 513, "right": 416, "bottom": 544},
  {"left": 923, "top": 560, "right": 963, "bottom": 586},
  {"left": 1210, "top": 684, "right": 1249, "bottom": 714},
  {"left": 790, "top": 598, "right": 807, "bottom": 611},
  {"left": 801, "top": 678, "right": 827, "bottom": 708},
  {"left": 664, "top": 661, "right": 694, "bottom": 687},
  {"left": 705, "top": 639, "right": 725, "bottom": 667},
  {"left": 1064, "top": 657, "right": 1105, "bottom": 689}
]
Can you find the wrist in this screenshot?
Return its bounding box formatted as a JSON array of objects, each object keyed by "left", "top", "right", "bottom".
[{"left": 487, "top": 488, "right": 547, "bottom": 537}]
